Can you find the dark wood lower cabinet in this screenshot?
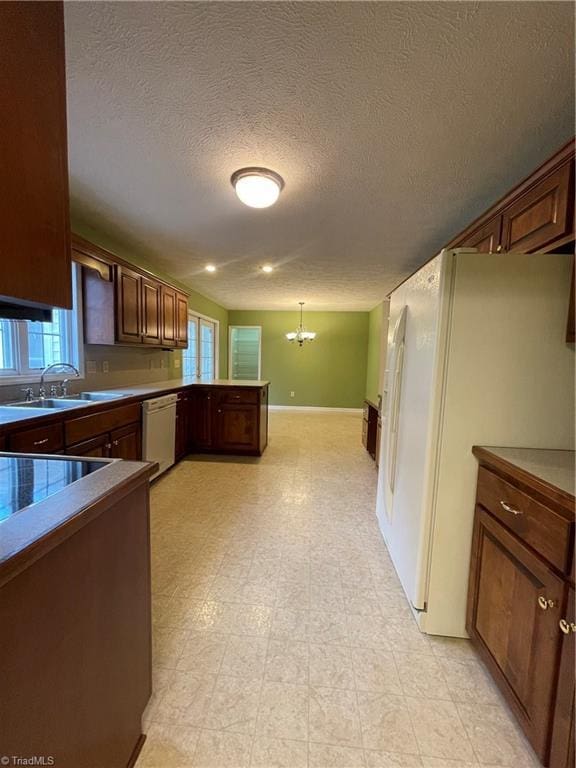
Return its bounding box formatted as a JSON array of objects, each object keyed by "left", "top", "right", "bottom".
[
  {"left": 468, "top": 448, "right": 575, "bottom": 767},
  {"left": 0, "top": 476, "right": 152, "bottom": 768},
  {"left": 549, "top": 587, "right": 575, "bottom": 768},
  {"left": 66, "top": 434, "right": 111, "bottom": 458},
  {"left": 189, "top": 385, "right": 268, "bottom": 456},
  {"left": 111, "top": 423, "right": 141, "bottom": 460},
  {"left": 216, "top": 402, "right": 258, "bottom": 451},
  {"left": 467, "top": 508, "right": 565, "bottom": 761}
]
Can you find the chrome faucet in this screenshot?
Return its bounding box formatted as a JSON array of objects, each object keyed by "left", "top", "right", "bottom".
[{"left": 39, "top": 363, "right": 80, "bottom": 399}]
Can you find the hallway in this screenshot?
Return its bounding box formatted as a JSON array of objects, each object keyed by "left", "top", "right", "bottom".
[{"left": 138, "top": 412, "right": 537, "bottom": 768}]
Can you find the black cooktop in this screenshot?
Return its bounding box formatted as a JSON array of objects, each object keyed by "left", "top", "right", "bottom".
[{"left": 0, "top": 455, "right": 106, "bottom": 523}]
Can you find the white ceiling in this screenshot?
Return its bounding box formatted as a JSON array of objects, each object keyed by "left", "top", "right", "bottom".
[{"left": 65, "top": 2, "right": 574, "bottom": 311}]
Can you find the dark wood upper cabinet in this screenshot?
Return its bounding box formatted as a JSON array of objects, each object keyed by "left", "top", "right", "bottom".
[
  {"left": 0, "top": 1, "right": 72, "bottom": 311},
  {"left": 161, "top": 286, "right": 177, "bottom": 346},
  {"left": 141, "top": 278, "right": 162, "bottom": 345},
  {"left": 115, "top": 265, "right": 142, "bottom": 344},
  {"left": 454, "top": 216, "right": 502, "bottom": 253},
  {"left": 76, "top": 235, "right": 188, "bottom": 348},
  {"left": 447, "top": 139, "right": 574, "bottom": 256},
  {"left": 502, "top": 164, "right": 572, "bottom": 253},
  {"left": 176, "top": 293, "right": 189, "bottom": 348}
]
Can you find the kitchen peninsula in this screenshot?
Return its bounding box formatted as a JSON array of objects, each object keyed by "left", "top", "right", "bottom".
[
  {"left": 0, "top": 378, "right": 270, "bottom": 460},
  {"left": 0, "top": 453, "right": 156, "bottom": 768}
]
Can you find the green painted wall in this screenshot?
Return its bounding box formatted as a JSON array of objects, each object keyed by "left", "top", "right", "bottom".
[
  {"left": 71, "top": 220, "right": 229, "bottom": 376},
  {"left": 365, "top": 303, "right": 383, "bottom": 404},
  {"left": 228, "top": 310, "right": 369, "bottom": 408}
]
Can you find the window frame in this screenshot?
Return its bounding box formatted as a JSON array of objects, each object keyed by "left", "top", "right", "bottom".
[
  {"left": 0, "top": 264, "right": 85, "bottom": 385},
  {"left": 228, "top": 325, "right": 262, "bottom": 381},
  {"left": 182, "top": 310, "right": 219, "bottom": 380}
]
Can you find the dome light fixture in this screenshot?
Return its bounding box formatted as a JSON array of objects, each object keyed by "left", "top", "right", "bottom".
[
  {"left": 231, "top": 167, "right": 284, "bottom": 208},
  {"left": 286, "top": 302, "right": 316, "bottom": 347},
  {"left": 261, "top": 265, "right": 274, "bottom": 273},
  {"left": 205, "top": 264, "right": 217, "bottom": 273}
]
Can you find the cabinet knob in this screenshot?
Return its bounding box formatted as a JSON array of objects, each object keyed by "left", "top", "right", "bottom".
[
  {"left": 113, "top": 440, "right": 119, "bottom": 446},
  {"left": 106, "top": 443, "right": 111, "bottom": 450},
  {"left": 500, "top": 500, "right": 522, "bottom": 516},
  {"left": 496, "top": 244, "right": 503, "bottom": 253},
  {"left": 559, "top": 619, "right": 576, "bottom": 634},
  {"left": 538, "top": 596, "right": 556, "bottom": 611}
]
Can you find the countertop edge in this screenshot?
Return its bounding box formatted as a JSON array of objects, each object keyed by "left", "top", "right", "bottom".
[{"left": 0, "top": 459, "right": 157, "bottom": 587}]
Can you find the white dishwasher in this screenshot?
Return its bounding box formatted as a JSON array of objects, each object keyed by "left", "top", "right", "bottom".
[{"left": 142, "top": 393, "right": 178, "bottom": 480}]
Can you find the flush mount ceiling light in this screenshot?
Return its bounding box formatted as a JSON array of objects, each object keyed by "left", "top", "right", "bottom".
[
  {"left": 261, "top": 265, "right": 274, "bottom": 273},
  {"left": 286, "top": 302, "right": 316, "bottom": 347},
  {"left": 205, "top": 264, "right": 217, "bottom": 272},
  {"left": 231, "top": 167, "right": 284, "bottom": 208}
]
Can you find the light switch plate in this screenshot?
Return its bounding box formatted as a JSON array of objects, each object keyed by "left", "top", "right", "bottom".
[{"left": 102, "top": 360, "right": 109, "bottom": 373}]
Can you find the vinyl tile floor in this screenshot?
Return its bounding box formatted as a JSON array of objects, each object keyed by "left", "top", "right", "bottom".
[{"left": 136, "top": 412, "right": 539, "bottom": 768}]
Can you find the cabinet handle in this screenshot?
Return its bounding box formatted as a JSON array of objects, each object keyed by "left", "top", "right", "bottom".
[
  {"left": 217, "top": 409, "right": 222, "bottom": 413},
  {"left": 113, "top": 440, "right": 119, "bottom": 446},
  {"left": 559, "top": 619, "right": 576, "bottom": 634},
  {"left": 33, "top": 438, "right": 49, "bottom": 446},
  {"left": 496, "top": 244, "right": 503, "bottom": 253},
  {"left": 538, "top": 596, "right": 556, "bottom": 611},
  {"left": 500, "top": 500, "right": 522, "bottom": 516},
  {"left": 106, "top": 443, "right": 112, "bottom": 450}
]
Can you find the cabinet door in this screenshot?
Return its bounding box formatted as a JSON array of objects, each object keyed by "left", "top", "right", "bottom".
[
  {"left": 116, "top": 266, "right": 142, "bottom": 343},
  {"left": 501, "top": 163, "right": 573, "bottom": 253},
  {"left": 0, "top": 2, "right": 72, "bottom": 311},
  {"left": 176, "top": 293, "right": 189, "bottom": 348},
  {"left": 110, "top": 424, "right": 141, "bottom": 460},
  {"left": 141, "top": 278, "right": 162, "bottom": 345},
  {"left": 216, "top": 403, "right": 259, "bottom": 452},
  {"left": 190, "top": 389, "right": 214, "bottom": 449},
  {"left": 455, "top": 217, "right": 502, "bottom": 253},
  {"left": 549, "top": 586, "right": 575, "bottom": 768},
  {"left": 161, "top": 286, "right": 177, "bottom": 346},
  {"left": 66, "top": 435, "right": 111, "bottom": 458},
  {"left": 467, "top": 508, "right": 565, "bottom": 761}
]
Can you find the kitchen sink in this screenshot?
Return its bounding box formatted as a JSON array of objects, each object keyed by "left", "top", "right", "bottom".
[
  {"left": 7, "top": 399, "right": 87, "bottom": 410},
  {"left": 72, "top": 392, "right": 127, "bottom": 401}
]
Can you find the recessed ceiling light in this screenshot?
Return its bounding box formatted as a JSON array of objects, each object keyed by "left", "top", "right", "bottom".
[
  {"left": 231, "top": 167, "right": 284, "bottom": 208},
  {"left": 261, "top": 265, "right": 274, "bottom": 273},
  {"left": 205, "top": 264, "right": 216, "bottom": 273}
]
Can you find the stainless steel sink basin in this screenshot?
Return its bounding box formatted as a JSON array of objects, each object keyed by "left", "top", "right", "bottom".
[
  {"left": 8, "top": 399, "right": 86, "bottom": 410},
  {"left": 73, "top": 392, "right": 127, "bottom": 401}
]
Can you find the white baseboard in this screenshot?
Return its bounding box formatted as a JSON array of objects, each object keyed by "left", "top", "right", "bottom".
[{"left": 269, "top": 405, "right": 363, "bottom": 414}]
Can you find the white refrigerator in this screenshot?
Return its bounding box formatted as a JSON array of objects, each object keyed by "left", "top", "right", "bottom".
[{"left": 376, "top": 249, "right": 574, "bottom": 638}]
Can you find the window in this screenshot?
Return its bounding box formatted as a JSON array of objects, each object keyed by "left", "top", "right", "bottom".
[
  {"left": 229, "top": 326, "right": 262, "bottom": 380},
  {"left": 182, "top": 313, "right": 218, "bottom": 379},
  {"left": 0, "top": 266, "right": 83, "bottom": 382}
]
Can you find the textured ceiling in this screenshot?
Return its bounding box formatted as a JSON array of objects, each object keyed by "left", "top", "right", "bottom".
[{"left": 65, "top": 2, "right": 574, "bottom": 311}]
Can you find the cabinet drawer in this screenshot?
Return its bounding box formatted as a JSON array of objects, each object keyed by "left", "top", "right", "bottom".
[
  {"left": 65, "top": 403, "right": 141, "bottom": 446},
  {"left": 219, "top": 389, "right": 258, "bottom": 405},
  {"left": 477, "top": 466, "right": 571, "bottom": 572},
  {"left": 8, "top": 422, "right": 64, "bottom": 453}
]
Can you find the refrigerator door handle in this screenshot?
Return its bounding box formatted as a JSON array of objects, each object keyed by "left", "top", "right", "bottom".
[{"left": 388, "top": 340, "right": 405, "bottom": 494}]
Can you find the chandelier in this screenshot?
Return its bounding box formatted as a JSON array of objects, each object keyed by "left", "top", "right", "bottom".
[{"left": 286, "top": 302, "right": 316, "bottom": 346}]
